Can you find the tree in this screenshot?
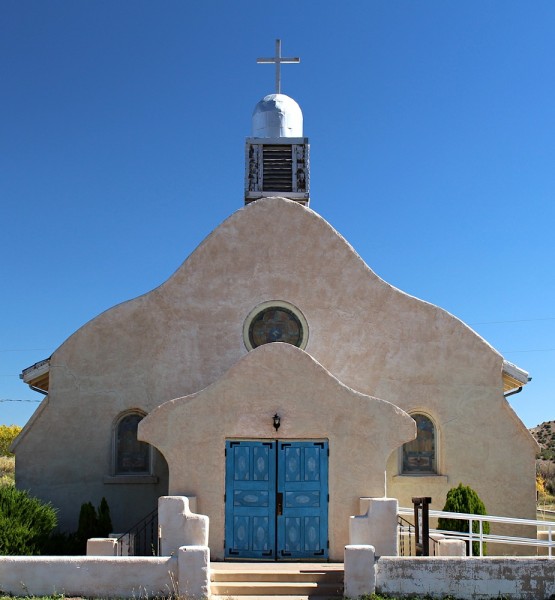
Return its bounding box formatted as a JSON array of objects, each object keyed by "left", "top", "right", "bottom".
[
  {"left": 438, "top": 483, "right": 490, "bottom": 556},
  {"left": 97, "top": 496, "right": 113, "bottom": 537},
  {"left": 71, "top": 497, "right": 113, "bottom": 553},
  {"left": 0, "top": 486, "right": 57, "bottom": 555},
  {"left": 0, "top": 425, "right": 22, "bottom": 457},
  {"left": 76, "top": 501, "right": 99, "bottom": 546}
]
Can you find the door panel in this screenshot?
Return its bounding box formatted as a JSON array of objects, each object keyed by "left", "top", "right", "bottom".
[
  {"left": 225, "top": 440, "right": 276, "bottom": 558},
  {"left": 277, "top": 441, "right": 328, "bottom": 559},
  {"left": 225, "top": 440, "right": 328, "bottom": 560}
]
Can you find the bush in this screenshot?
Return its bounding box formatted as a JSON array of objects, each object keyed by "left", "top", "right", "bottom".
[
  {"left": 68, "top": 497, "right": 113, "bottom": 554},
  {"left": 43, "top": 496, "right": 114, "bottom": 555},
  {"left": 0, "top": 425, "right": 22, "bottom": 457},
  {"left": 438, "top": 483, "right": 490, "bottom": 556},
  {"left": 0, "top": 486, "right": 57, "bottom": 554},
  {"left": 97, "top": 496, "right": 113, "bottom": 536}
]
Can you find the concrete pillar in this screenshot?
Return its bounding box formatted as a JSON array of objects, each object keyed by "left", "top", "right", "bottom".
[
  {"left": 437, "top": 538, "right": 466, "bottom": 556},
  {"left": 158, "top": 496, "right": 209, "bottom": 556},
  {"left": 350, "top": 497, "right": 399, "bottom": 556},
  {"left": 344, "top": 544, "right": 376, "bottom": 598},
  {"left": 109, "top": 533, "right": 134, "bottom": 556},
  {"left": 86, "top": 537, "right": 118, "bottom": 556},
  {"left": 177, "top": 545, "right": 210, "bottom": 599}
]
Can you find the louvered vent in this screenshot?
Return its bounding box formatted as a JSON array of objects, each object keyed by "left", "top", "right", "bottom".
[
  {"left": 245, "top": 138, "right": 310, "bottom": 206},
  {"left": 262, "top": 146, "right": 293, "bottom": 192}
]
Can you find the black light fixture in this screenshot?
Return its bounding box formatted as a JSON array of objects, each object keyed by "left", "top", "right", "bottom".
[{"left": 273, "top": 413, "right": 281, "bottom": 432}]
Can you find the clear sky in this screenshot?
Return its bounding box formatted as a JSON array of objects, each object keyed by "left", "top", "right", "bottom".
[{"left": 1, "top": 1, "right": 554, "bottom": 429}]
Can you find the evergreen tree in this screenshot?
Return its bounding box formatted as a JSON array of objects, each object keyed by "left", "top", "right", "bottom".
[
  {"left": 438, "top": 483, "right": 490, "bottom": 555},
  {"left": 97, "top": 496, "right": 113, "bottom": 537},
  {"left": 76, "top": 501, "right": 99, "bottom": 552}
]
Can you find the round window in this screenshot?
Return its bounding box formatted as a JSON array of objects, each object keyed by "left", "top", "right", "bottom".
[{"left": 244, "top": 301, "right": 308, "bottom": 351}]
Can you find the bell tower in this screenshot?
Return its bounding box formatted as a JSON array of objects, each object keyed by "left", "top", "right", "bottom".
[{"left": 245, "top": 40, "right": 310, "bottom": 206}]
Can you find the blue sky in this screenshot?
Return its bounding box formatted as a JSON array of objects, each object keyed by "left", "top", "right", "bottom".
[{"left": 1, "top": 1, "right": 554, "bottom": 429}]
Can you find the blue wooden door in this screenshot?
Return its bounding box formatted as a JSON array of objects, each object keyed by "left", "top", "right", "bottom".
[
  {"left": 225, "top": 440, "right": 328, "bottom": 560},
  {"left": 225, "top": 440, "right": 277, "bottom": 559},
  {"left": 277, "top": 441, "right": 329, "bottom": 559}
]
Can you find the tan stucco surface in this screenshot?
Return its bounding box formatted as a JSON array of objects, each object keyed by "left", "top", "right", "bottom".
[
  {"left": 15, "top": 197, "right": 537, "bottom": 551},
  {"left": 139, "top": 343, "right": 415, "bottom": 560}
]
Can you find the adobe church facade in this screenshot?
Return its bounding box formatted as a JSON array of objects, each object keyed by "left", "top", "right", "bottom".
[{"left": 14, "top": 50, "right": 536, "bottom": 560}]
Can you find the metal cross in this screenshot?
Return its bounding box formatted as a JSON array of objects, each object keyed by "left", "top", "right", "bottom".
[{"left": 257, "top": 39, "right": 300, "bottom": 94}]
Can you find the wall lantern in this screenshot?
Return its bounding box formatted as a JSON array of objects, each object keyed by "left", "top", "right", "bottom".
[{"left": 273, "top": 413, "right": 281, "bottom": 432}]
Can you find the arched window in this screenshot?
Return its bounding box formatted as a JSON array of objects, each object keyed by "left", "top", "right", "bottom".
[
  {"left": 401, "top": 413, "right": 437, "bottom": 475},
  {"left": 114, "top": 411, "right": 151, "bottom": 475}
]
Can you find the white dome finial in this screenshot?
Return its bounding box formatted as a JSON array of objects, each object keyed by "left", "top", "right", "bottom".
[{"left": 252, "top": 94, "right": 303, "bottom": 138}]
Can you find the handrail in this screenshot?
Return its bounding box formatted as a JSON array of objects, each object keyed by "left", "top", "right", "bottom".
[
  {"left": 397, "top": 515, "right": 414, "bottom": 557},
  {"left": 399, "top": 506, "right": 555, "bottom": 527},
  {"left": 398, "top": 515, "right": 439, "bottom": 556},
  {"left": 399, "top": 507, "right": 555, "bottom": 558},
  {"left": 116, "top": 508, "right": 159, "bottom": 556}
]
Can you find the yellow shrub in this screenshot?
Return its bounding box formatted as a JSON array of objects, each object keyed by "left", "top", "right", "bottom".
[{"left": 0, "top": 425, "right": 22, "bottom": 457}]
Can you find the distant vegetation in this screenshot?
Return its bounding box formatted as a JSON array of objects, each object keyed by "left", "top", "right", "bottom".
[
  {"left": 0, "top": 424, "right": 20, "bottom": 488},
  {"left": 0, "top": 424, "right": 21, "bottom": 458},
  {"left": 530, "top": 419, "right": 555, "bottom": 506},
  {"left": 532, "top": 419, "right": 555, "bottom": 461}
]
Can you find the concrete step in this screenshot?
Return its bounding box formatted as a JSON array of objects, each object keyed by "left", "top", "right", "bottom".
[
  {"left": 210, "top": 564, "right": 344, "bottom": 598},
  {"left": 211, "top": 597, "right": 341, "bottom": 600},
  {"left": 211, "top": 596, "right": 342, "bottom": 600},
  {"left": 211, "top": 568, "right": 343, "bottom": 582},
  {"left": 210, "top": 581, "right": 342, "bottom": 596}
]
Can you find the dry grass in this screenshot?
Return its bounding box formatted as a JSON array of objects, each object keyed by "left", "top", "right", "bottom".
[{"left": 0, "top": 454, "right": 15, "bottom": 486}]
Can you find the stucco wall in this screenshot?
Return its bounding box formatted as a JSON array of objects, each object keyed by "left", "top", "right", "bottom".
[
  {"left": 15, "top": 197, "right": 536, "bottom": 539},
  {"left": 139, "top": 343, "right": 415, "bottom": 560}
]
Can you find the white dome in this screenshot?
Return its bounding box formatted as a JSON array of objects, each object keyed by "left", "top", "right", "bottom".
[{"left": 252, "top": 94, "right": 303, "bottom": 138}]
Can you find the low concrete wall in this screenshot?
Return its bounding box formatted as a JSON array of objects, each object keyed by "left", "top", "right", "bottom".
[
  {"left": 0, "top": 556, "right": 177, "bottom": 598},
  {"left": 377, "top": 556, "right": 555, "bottom": 599},
  {"left": 0, "top": 547, "right": 210, "bottom": 599},
  {"left": 345, "top": 545, "right": 555, "bottom": 599}
]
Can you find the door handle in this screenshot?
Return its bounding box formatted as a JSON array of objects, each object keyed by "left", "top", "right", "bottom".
[{"left": 277, "top": 492, "right": 283, "bottom": 516}]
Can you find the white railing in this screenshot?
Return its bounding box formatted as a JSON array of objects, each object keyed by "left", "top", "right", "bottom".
[{"left": 398, "top": 507, "right": 555, "bottom": 558}]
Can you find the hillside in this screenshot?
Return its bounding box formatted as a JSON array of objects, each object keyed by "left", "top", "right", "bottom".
[{"left": 530, "top": 419, "right": 555, "bottom": 461}]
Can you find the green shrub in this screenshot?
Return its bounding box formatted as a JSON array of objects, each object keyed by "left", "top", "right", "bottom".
[
  {"left": 43, "top": 496, "right": 114, "bottom": 555},
  {"left": 0, "top": 486, "right": 57, "bottom": 555},
  {"left": 68, "top": 497, "right": 113, "bottom": 554},
  {"left": 97, "top": 496, "right": 113, "bottom": 537},
  {"left": 438, "top": 483, "right": 490, "bottom": 556},
  {"left": 76, "top": 501, "right": 98, "bottom": 544}
]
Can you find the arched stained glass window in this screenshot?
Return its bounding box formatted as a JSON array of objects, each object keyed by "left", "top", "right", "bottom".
[
  {"left": 115, "top": 412, "right": 151, "bottom": 475},
  {"left": 402, "top": 414, "right": 437, "bottom": 475}
]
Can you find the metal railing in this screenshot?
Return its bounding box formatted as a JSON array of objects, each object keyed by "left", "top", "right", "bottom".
[
  {"left": 398, "top": 514, "right": 413, "bottom": 556},
  {"left": 398, "top": 514, "right": 439, "bottom": 556},
  {"left": 399, "top": 506, "right": 555, "bottom": 558},
  {"left": 116, "top": 508, "right": 159, "bottom": 556}
]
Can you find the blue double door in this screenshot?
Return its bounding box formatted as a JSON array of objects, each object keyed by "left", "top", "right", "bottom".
[{"left": 225, "top": 440, "right": 329, "bottom": 560}]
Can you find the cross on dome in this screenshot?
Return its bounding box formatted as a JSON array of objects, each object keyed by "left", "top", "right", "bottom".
[{"left": 257, "top": 39, "right": 300, "bottom": 94}]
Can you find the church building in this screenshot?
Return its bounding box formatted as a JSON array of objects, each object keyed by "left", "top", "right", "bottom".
[{"left": 14, "top": 42, "right": 537, "bottom": 561}]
